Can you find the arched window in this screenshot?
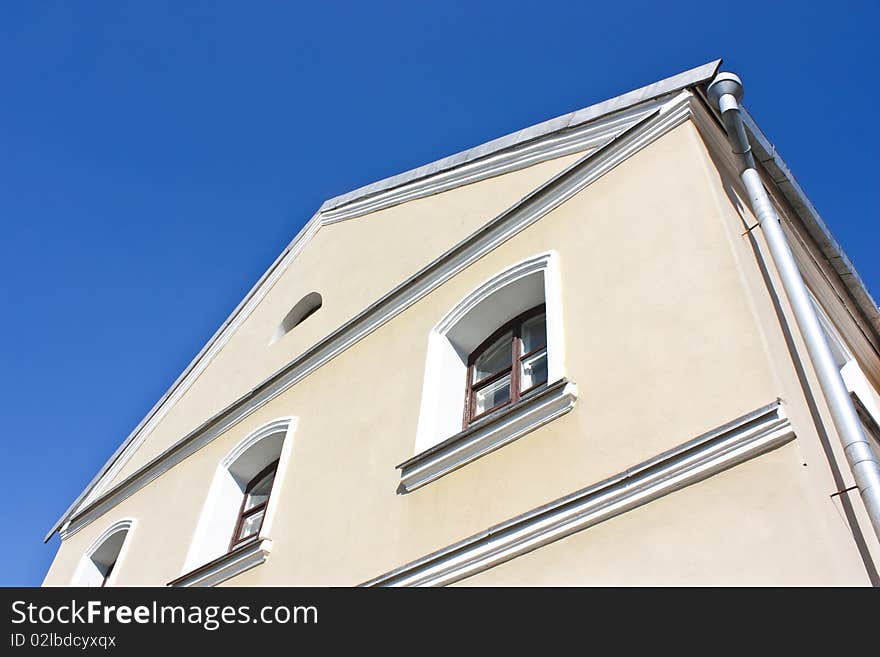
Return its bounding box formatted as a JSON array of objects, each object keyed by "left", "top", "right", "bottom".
[
  {"left": 271, "top": 292, "right": 322, "bottom": 344},
  {"left": 71, "top": 520, "right": 134, "bottom": 587},
  {"left": 179, "top": 419, "right": 296, "bottom": 585},
  {"left": 230, "top": 460, "right": 279, "bottom": 550},
  {"left": 466, "top": 305, "right": 547, "bottom": 425},
  {"left": 402, "top": 253, "right": 575, "bottom": 492}
]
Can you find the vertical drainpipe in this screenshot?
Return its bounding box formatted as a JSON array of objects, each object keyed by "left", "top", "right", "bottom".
[{"left": 706, "top": 72, "right": 880, "bottom": 542}]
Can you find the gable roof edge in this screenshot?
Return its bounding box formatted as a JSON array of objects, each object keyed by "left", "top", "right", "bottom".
[{"left": 319, "top": 59, "right": 722, "bottom": 215}]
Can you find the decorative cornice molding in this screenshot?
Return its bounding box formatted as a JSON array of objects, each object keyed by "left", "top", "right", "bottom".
[
  {"left": 168, "top": 539, "right": 272, "bottom": 588},
  {"left": 70, "top": 518, "right": 136, "bottom": 587},
  {"left": 364, "top": 401, "right": 793, "bottom": 587},
  {"left": 84, "top": 519, "right": 134, "bottom": 558},
  {"left": 398, "top": 379, "right": 578, "bottom": 493},
  {"left": 220, "top": 418, "right": 294, "bottom": 469},
  {"left": 319, "top": 59, "right": 721, "bottom": 217},
  {"left": 57, "top": 90, "right": 705, "bottom": 541},
  {"left": 319, "top": 100, "right": 666, "bottom": 224},
  {"left": 433, "top": 252, "right": 556, "bottom": 336}
]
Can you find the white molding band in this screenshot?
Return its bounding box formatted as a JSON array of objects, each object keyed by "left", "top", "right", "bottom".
[
  {"left": 399, "top": 379, "right": 578, "bottom": 493},
  {"left": 365, "top": 401, "right": 793, "bottom": 587},
  {"left": 57, "top": 91, "right": 704, "bottom": 541},
  {"left": 434, "top": 253, "right": 556, "bottom": 335},
  {"left": 83, "top": 519, "right": 135, "bottom": 556},
  {"left": 319, "top": 100, "right": 667, "bottom": 224},
  {"left": 221, "top": 418, "right": 294, "bottom": 469},
  {"left": 169, "top": 539, "right": 272, "bottom": 588}
]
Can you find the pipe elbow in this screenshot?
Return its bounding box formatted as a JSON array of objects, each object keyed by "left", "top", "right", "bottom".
[{"left": 706, "top": 71, "right": 744, "bottom": 109}]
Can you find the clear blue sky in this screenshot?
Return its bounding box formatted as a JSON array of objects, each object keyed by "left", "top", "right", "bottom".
[{"left": 1, "top": 2, "right": 877, "bottom": 586}]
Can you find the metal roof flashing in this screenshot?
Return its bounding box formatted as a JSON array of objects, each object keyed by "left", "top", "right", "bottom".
[{"left": 319, "top": 59, "right": 722, "bottom": 214}]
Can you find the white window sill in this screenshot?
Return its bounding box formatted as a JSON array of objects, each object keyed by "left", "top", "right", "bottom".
[
  {"left": 168, "top": 538, "right": 272, "bottom": 587},
  {"left": 397, "top": 379, "right": 578, "bottom": 493}
]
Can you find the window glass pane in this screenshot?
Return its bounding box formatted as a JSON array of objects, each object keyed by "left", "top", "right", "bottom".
[
  {"left": 473, "top": 331, "right": 512, "bottom": 382},
  {"left": 243, "top": 490, "right": 269, "bottom": 513},
  {"left": 237, "top": 508, "right": 265, "bottom": 542},
  {"left": 520, "top": 349, "right": 548, "bottom": 391},
  {"left": 521, "top": 313, "right": 547, "bottom": 354},
  {"left": 473, "top": 374, "right": 511, "bottom": 416},
  {"left": 243, "top": 471, "right": 275, "bottom": 512}
]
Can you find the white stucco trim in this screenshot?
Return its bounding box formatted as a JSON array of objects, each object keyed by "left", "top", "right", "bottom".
[
  {"left": 366, "top": 401, "right": 793, "bottom": 587},
  {"left": 170, "top": 539, "right": 273, "bottom": 588},
  {"left": 70, "top": 519, "right": 136, "bottom": 587},
  {"left": 400, "top": 380, "right": 578, "bottom": 493},
  {"left": 319, "top": 99, "right": 671, "bottom": 224}
]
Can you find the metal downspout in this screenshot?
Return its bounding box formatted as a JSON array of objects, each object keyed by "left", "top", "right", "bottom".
[{"left": 706, "top": 72, "right": 880, "bottom": 542}]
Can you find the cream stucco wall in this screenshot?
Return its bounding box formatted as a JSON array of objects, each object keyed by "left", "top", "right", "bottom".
[
  {"left": 688, "top": 123, "right": 880, "bottom": 577},
  {"left": 43, "top": 113, "right": 879, "bottom": 587},
  {"left": 455, "top": 442, "right": 868, "bottom": 586}
]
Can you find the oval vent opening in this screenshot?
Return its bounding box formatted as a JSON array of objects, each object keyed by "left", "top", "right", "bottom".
[{"left": 270, "top": 292, "right": 322, "bottom": 345}]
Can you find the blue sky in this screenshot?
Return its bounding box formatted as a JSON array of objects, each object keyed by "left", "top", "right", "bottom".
[{"left": 1, "top": 2, "right": 877, "bottom": 586}]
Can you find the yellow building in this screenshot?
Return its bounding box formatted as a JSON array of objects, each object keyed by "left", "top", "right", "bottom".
[{"left": 43, "top": 60, "right": 880, "bottom": 586}]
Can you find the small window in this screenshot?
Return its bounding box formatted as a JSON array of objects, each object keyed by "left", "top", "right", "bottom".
[
  {"left": 230, "top": 460, "right": 279, "bottom": 550},
  {"left": 179, "top": 418, "right": 295, "bottom": 584},
  {"left": 71, "top": 520, "right": 134, "bottom": 587},
  {"left": 465, "top": 305, "right": 547, "bottom": 426},
  {"left": 271, "top": 292, "right": 322, "bottom": 344}
]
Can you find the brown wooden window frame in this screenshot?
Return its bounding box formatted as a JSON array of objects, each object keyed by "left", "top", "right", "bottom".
[
  {"left": 229, "top": 459, "right": 279, "bottom": 552},
  {"left": 464, "top": 304, "right": 548, "bottom": 428}
]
